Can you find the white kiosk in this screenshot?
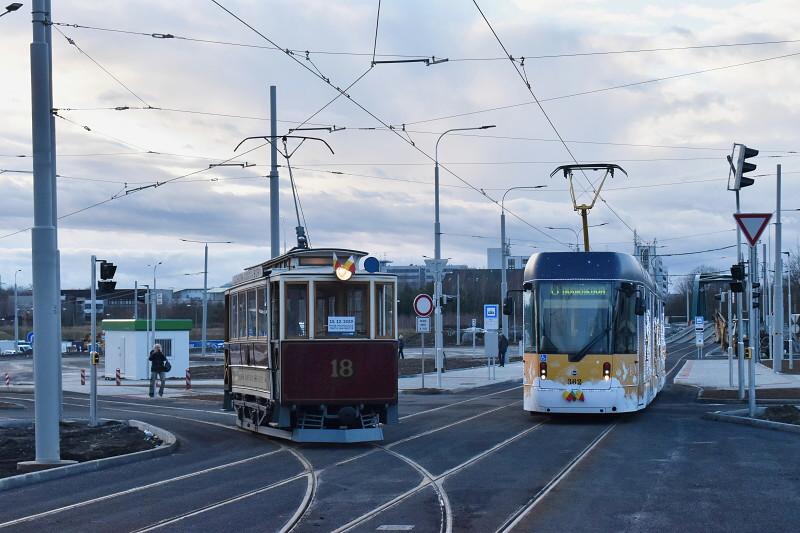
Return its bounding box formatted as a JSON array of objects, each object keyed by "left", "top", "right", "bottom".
[{"left": 102, "top": 319, "right": 191, "bottom": 380}]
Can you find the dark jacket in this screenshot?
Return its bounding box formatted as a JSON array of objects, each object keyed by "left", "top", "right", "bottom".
[
  {"left": 498, "top": 335, "right": 509, "bottom": 355},
  {"left": 149, "top": 349, "right": 167, "bottom": 372}
]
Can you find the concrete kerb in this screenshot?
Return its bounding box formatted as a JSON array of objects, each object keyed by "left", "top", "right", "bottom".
[
  {"left": 703, "top": 407, "right": 800, "bottom": 435},
  {"left": 0, "top": 418, "right": 178, "bottom": 492}
]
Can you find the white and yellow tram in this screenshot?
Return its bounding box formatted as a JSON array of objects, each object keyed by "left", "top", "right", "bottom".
[{"left": 522, "top": 252, "right": 667, "bottom": 414}]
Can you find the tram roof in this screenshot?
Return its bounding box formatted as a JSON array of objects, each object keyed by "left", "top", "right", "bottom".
[
  {"left": 524, "top": 251, "right": 655, "bottom": 288},
  {"left": 231, "top": 247, "right": 374, "bottom": 286}
]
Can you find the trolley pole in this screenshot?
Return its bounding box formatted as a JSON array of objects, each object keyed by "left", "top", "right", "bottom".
[{"left": 269, "top": 85, "right": 280, "bottom": 258}]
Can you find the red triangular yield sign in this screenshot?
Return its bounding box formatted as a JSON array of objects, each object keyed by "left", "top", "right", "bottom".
[{"left": 733, "top": 213, "right": 772, "bottom": 246}]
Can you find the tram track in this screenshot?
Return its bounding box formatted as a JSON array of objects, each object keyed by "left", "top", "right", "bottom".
[{"left": 0, "top": 391, "right": 523, "bottom": 532}]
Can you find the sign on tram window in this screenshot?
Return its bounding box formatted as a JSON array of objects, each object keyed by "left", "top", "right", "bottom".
[{"left": 328, "top": 316, "right": 356, "bottom": 334}]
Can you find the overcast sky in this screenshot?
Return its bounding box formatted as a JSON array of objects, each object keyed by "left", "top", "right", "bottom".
[{"left": 1, "top": 0, "right": 799, "bottom": 291}]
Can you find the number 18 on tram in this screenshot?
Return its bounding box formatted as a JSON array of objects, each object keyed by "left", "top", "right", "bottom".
[{"left": 521, "top": 252, "right": 667, "bottom": 414}]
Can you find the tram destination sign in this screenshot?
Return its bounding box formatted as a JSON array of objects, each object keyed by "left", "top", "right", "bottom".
[{"left": 232, "top": 266, "right": 266, "bottom": 285}]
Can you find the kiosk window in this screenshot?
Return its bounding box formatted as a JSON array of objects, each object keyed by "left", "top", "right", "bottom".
[
  {"left": 375, "top": 283, "right": 395, "bottom": 338},
  {"left": 285, "top": 283, "right": 308, "bottom": 338},
  {"left": 315, "top": 282, "right": 368, "bottom": 338}
]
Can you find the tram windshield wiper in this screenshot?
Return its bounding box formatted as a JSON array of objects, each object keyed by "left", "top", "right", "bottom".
[{"left": 570, "top": 324, "right": 611, "bottom": 362}]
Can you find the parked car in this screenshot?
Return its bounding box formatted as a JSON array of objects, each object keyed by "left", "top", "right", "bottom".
[
  {"left": 17, "top": 344, "right": 32, "bottom": 355},
  {"left": 2, "top": 349, "right": 18, "bottom": 356},
  {"left": 461, "top": 327, "right": 486, "bottom": 343}
]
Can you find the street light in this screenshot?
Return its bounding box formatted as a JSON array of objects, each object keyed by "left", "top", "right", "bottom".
[
  {"left": 180, "top": 239, "right": 232, "bottom": 357},
  {"left": 14, "top": 268, "right": 22, "bottom": 351},
  {"left": 500, "top": 186, "right": 546, "bottom": 339},
  {"left": 433, "top": 124, "right": 495, "bottom": 385},
  {"left": 546, "top": 222, "right": 608, "bottom": 251},
  {"left": 0, "top": 3, "right": 23, "bottom": 17}
]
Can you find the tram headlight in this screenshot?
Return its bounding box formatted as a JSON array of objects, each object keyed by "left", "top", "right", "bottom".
[
  {"left": 539, "top": 362, "right": 547, "bottom": 380},
  {"left": 335, "top": 266, "right": 353, "bottom": 281},
  {"left": 603, "top": 362, "right": 611, "bottom": 380}
]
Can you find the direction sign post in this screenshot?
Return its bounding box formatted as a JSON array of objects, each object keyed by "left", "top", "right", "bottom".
[
  {"left": 414, "top": 294, "right": 438, "bottom": 386},
  {"left": 695, "top": 316, "right": 704, "bottom": 359},
  {"left": 416, "top": 317, "right": 430, "bottom": 389},
  {"left": 734, "top": 212, "right": 772, "bottom": 417}
]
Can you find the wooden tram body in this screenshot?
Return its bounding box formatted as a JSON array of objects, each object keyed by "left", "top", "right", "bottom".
[
  {"left": 522, "top": 252, "right": 667, "bottom": 414},
  {"left": 224, "top": 248, "right": 399, "bottom": 442}
]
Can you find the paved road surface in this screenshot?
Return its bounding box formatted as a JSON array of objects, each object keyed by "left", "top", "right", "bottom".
[{"left": 1, "top": 336, "right": 799, "bottom": 532}]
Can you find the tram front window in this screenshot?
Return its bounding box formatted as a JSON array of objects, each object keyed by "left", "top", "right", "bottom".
[
  {"left": 285, "top": 283, "right": 308, "bottom": 338},
  {"left": 315, "top": 282, "right": 368, "bottom": 338},
  {"left": 538, "top": 281, "right": 611, "bottom": 358}
]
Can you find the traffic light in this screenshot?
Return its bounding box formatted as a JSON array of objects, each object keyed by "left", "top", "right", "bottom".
[
  {"left": 502, "top": 296, "right": 513, "bottom": 315},
  {"left": 90, "top": 351, "right": 99, "bottom": 365},
  {"left": 730, "top": 263, "right": 745, "bottom": 293},
  {"left": 752, "top": 282, "right": 761, "bottom": 309},
  {"left": 727, "top": 143, "right": 759, "bottom": 190},
  {"left": 98, "top": 260, "right": 117, "bottom": 293}
]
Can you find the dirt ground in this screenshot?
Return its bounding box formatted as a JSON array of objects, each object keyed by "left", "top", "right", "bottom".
[
  {"left": 0, "top": 420, "right": 161, "bottom": 479},
  {"left": 190, "top": 355, "right": 522, "bottom": 380},
  {"left": 759, "top": 405, "right": 800, "bottom": 425}
]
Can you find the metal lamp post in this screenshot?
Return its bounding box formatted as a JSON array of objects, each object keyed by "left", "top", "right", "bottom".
[
  {"left": 147, "top": 262, "right": 162, "bottom": 349},
  {"left": 180, "top": 239, "right": 232, "bottom": 357},
  {"left": 13, "top": 268, "right": 21, "bottom": 351},
  {"left": 546, "top": 223, "right": 608, "bottom": 251},
  {"left": 500, "top": 186, "right": 545, "bottom": 338},
  {"left": 434, "top": 124, "right": 495, "bottom": 386}
]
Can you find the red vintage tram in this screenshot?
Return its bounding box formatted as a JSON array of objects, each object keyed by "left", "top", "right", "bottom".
[{"left": 224, "top": 247, "right": 398, "bottom": 442}]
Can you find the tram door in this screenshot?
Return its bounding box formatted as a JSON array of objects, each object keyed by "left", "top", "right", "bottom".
[{"left": 637, "top": 288, "right": 646, "bottom": 406}]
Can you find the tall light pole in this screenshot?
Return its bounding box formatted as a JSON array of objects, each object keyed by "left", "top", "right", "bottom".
[
  {"left": 147, "top": 262, "right": 162, "bottom": 349},
  {"left": 434, "top": 124, "right": 495, "bottom": 385},
  {"left": 180, "top": 239, "right": 232, "bottom": 357},
  {"left": 0, "top": 3, "right": 23, "bottom": 18},
  {"left": 501, "top": 186, "right": 546, "bottom": 338},
  {"left": 14, "top": 269, "right": 21, "bottom": 351},
  {"left": 546, "top": 223, "right": 608, "bottom": 251}
]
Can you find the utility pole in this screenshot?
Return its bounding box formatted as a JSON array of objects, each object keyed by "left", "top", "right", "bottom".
[
  {"left": 14, "top": 269, "right": 21, "bottom": 352},
  {"left": 727, "top": 289, "right": 734, "bottom": 387},
  {"left": 89, "top": 256, "right": 98, "bottom": 426},
  {"left": 456, "top": 274, "right": 461, "bottom": 346},
  {"left": 748, "top": 245, "right": 758, "bottom": 416},
  {"left": 269, "top": 85, "right": 279, "bottom": 258},
  {"left": 202, "top": 243, "right": 208, "bottom": 357},
  {"left": 134, "top": 281, "right": 138, "bottom": 320},
  {"left": 774, "top": 165, "right": 783, "bottom": 373},
  {"left": 29, "top": 0, "right": 62, "bottom": 464},
  {"left": 736, "top": 190, "right": 745, "bottom": 399}
]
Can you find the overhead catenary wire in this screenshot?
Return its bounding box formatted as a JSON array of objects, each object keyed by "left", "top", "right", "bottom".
[
  {"left": 471, "top": 0, "right": 636, "bottom": 235},
  {"left": 210, "top": 0, "right": 570, "bottom": 249},
  {"left": 49, "top": 20, "right": 800, "bottom": 62}
]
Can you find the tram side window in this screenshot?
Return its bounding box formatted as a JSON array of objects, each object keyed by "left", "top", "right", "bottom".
[
  {"left": 229, "top": 293, "right": 238, "bottom": 340},
  {"left": 375, "top": 283, "right": 395, "bottom": 339},
  {"left": 237, "top": 291, "right": 247, "bottom": 338},
  {"left": 523, "top": 289, "right": 537, "bottom": 352},
  {"left": 229, "top": 344, "right": 242, "bottom": 365},
  {"left": 247, "top": 289, "right": 257, "bottom": 337},
  {"left": 258, "top": 287, "right": 269, "bottom": 338},
  {"left": 285, "top": 283, "right": 308, "bottom": 338},
  {"left": 613, "top": 283, "right": 637, "bottom": 354},
  {"left": 270, "top": 282, "right": 280, "bottom": 339},
  {"left": 315, "top": 282, "right": 369, "bottom": 338}
]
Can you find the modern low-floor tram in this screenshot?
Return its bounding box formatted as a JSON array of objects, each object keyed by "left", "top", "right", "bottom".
[
  {"left": 522, "top": 251, "right": 667, "bottom": 414},
  {"left": 224, "top": 247, "right": 399, "bottom": 442}
]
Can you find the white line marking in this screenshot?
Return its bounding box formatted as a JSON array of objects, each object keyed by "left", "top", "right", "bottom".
[
  {"left": 496, "top": 424, "right": 616, "bottom": 532},
  {"left": 400, "top": 386, "right": 521, "bottom": 420}
]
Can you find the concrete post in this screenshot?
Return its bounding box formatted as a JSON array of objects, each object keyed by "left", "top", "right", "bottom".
[
  {"left": 774, "top": 164, "right": 783, "bottom": 373},
  {"left": 90, "top": 256, "right": 97, "bottom": 426},
  {"left": 202, "top": 242, "right": 208, "bottom": 357},
  {"left": 269, "top": 85, "right": 279, "bottom": 258}
]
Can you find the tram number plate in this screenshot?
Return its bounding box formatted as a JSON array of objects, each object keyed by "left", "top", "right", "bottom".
[
  {"left": 567, "top": 378, "right": 582, "bottom": 385},
  {"left": 330, "top": 358, "right": 354, "bottom": 378}
]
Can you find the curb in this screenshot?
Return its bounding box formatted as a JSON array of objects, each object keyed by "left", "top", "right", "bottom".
[
  {"left": 1, "top": 386, "right": 34, "bottom": 394},
  {"left": 703, "top": 408, "right": 800, "bottom": 434},
  {"left": 0, "top": 419, "right": 178, "bottom": 492}
]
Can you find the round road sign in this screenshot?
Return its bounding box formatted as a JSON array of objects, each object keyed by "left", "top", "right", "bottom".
[{"left": 413, "top": 294, "right": 434, "bottom": 317}]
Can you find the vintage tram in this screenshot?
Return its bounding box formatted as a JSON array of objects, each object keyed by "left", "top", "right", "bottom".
[
  {"left": 224, "top": 247, "right": 399, "bottom": 442},
  {"left": 522, "top": 252, "right": 666, "bottom": 414}
]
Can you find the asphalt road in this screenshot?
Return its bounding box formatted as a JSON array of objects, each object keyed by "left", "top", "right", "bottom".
[{"left": 1, "top": 336, "right": 799, "bottom": 532}]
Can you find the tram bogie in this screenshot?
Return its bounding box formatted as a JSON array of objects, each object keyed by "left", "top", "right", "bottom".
[
  {"left": 225, "top": 248, "right": 398, "bottom": 442},
  {"left": 522, "top": 252, "right": 667, "bottom": 414}
]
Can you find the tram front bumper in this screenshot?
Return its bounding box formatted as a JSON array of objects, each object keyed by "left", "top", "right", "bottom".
[{"left": 524, "top": 384, "right": 640, "bottom": 414}]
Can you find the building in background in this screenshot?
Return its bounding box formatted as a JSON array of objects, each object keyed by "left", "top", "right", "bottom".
[
  {"left": 634, "top": 240, "right": 669, "bottom": 296},
  {"left": 486, "top": 248, "right": 529, "bottom": 270}
]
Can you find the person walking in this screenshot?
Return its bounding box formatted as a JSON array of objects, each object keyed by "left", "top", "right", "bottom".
[
  {"left": 498, "top": 333, "right": 509, "bottom": 367},
  {"left": 398, "top": 335, "right": 405, "bottom": 359},
  {"left": 148, "top": 343, "right": 167, "bottom": 398}
]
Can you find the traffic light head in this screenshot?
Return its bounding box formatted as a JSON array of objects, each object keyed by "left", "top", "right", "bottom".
[
  {"left": 727, "top": 143, "right": 759, "bottom": 190},
  {"left": 100, "top": 261, "right": 117, "bottom": 280},
  {"left": 98, "top": 281, "right": 116, "bottom": 293},
  {"left": 730, "top": 263, "right": 745, "bottom": 281}
]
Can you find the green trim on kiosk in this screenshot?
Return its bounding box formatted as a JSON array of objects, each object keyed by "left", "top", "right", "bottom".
[{"left": 101, "top": 319, "right": 193, "bottom": 331}]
